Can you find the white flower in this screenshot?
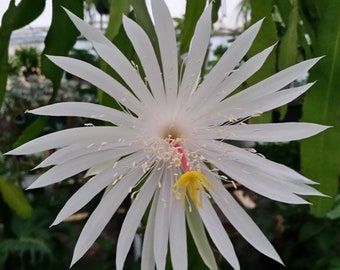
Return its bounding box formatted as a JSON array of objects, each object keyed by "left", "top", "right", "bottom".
[{"left": 8, "top": 0, "right": 328, "bottom": 269}]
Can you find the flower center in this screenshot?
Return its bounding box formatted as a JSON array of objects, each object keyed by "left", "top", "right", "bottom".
[
  {"left": 161, "top": 124, "right": 183, "bottom": 142},
  {"left": 171, "top": 144, "right": 215, "bottom": 208}
]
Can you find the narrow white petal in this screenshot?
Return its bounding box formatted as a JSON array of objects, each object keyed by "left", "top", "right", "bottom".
[
  {"left": 222, "top": 83, "right": 314, "bottom": 119},
  {"left": 217, "top": 45, "right": 275, "bottom": 100},
  {"left": 205, "top": 141, "right": 316, "bottom": 184},
  {"left": 6, "top": 126, "right": 129, "bottom": 155},
  {"left": 64, "top": 8, "right": 112, "bottom": 46},
  {"left": 198, "top": 59, "right": 321, "bottom": 126},
  {"left": 210, "top": 122, "right": 329, "bottom": 142},
  {"left": 35, "top": 140, "right": 134, "bottom": 168},
  {"left": 194, "top": 19, "right": 264, "bottom": 101},
  {"left": 201, "top": 147, "right": 313, "bottom": 203},
  {"left": 46, "top": 56, "right": 142, "bottom": 113},
  {"left": 197, "top": 83, "right": 314, "bottom": 126},
  {"left": 198, "top": 194, "right": 240, "bottom": 270},
  {"left": 35, "top": 129, "right": 142, "bottom": 168},
  {"left": 203, "top": 167, "right": 283, "bottom": 264},
  {"left": 29, "top": 102, "right": 137, "bottom": 126},
  {"left": 52, "top": 169, "right": 112, "bottom": 226},
  {"left": 141, "top": 190, "right": 159, "bottom": 270},
  {"left": 152, "top": 0, "right": 178, "bottom": 104},
  {"left": 186, "top": 202, "right": 218, "bottom": 270},
  {"left": 64, "top": 10, "right": 156, "bottom": 112},
  {"left": 153, "top": 170, "right": 172, "bottom": 269},
  {"left": 193, "top": 44, "right": 275, "bottom": 112},
  {"left": 85, "top": 159, "right": 116, "bottom": 178},
  {"left": 70, "top": 167, "right": 143, "bottom": 267},
  {"left": 232, "top": 57, "right": 321, "bottom": 101},
  {"left": 169, "top": 199, "right": 187, "bottom": 270},
  {"left": 52, "top": 151, "right": 147, "bottom": 226},
  {"left": 123, "top": 16, "right": 166, "bottom": 104},
  {"left": 116, "top": 165, "right": 162, "bottom": 270},
  {"left": 28, "top": 148, "right": 132, "bottom": 189},
  {"left": 92, "top": 42, "right": 155, "bottom": 108},
  {"left": 178, "top": 4, "right": 212, "bottom": 102}
]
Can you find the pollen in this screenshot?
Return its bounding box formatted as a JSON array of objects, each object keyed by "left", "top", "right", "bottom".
[{"left": 172, "top": 170, "right": 215, "bottom": 208}]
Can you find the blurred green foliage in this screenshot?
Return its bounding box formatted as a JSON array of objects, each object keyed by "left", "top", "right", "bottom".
[
  {"left": 244, "top": 0, "right": 339, "bottom": 215},
  {"left": 9, "top": 47, "right": 40, "bottom": 76},
  {"left": 300, "top": 0, "right": 340, "bottom": 216}
]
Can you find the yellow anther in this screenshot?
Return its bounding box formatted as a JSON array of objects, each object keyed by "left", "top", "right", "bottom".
[{"left": 172, "top": 171, "right": 215, "bottom": 208}]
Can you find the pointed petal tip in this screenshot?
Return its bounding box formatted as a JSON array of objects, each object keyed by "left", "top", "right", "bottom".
[
  {"left": 311, "top": 192, "right": 331, "bottom": 198},
  {"left": 62, "top": 7, "right": 77, "bottom": 19},
  {"left": 26, "top": 180, "right": 46, "bottom": 190},
  {"left": 317, "top": 55, "right": 326, "bottom": 60},
  {"left": 49, "top": 221, "right": 58, "bottom": 228},
  {"left": 50, "top": 218, "right": 61, "bottom": 227},
  {"left": 60, "top": 6, "right": 69, "bottom": 16},
  {"left": 32, "top": 165, "right": 41, "bottom": 170},
  {"left": 273, "top": 250, "right": 285, "bottom": 266},
  {"left": 27, "top": 107, "right": 40, "bottom": 115},
  {"left": 297, "top": 123, "right": 331, "bottom": 139},
  {"left": 277, "top": 256, "right": 285, "bottom": 266},
  {"left": 6, "top": 147, "right": 40, "bottom": 156},
  {"left": 45, "top": 55, "right": 61, "bottom": 65},
  {"left": 45, "top": 54, "right": 56, "bottom": 61},
  {"left": 26, "top": 184, "right": 37, "bottom": 190},
  {"left": 263, "top": 43, "right": 278, "bottom": 54},
  {"left": 251, "top": 18, "right": 265, "bottom": 29},
  {"left": 311, "top": 124, "right": 332, "bottom": 134},
  {"left": 70, "top": 246, "right": 86, "bottom": 269},
  {"left": 70, "top": 257, "right": 77, "bottom": 269},
  {"left": 310, "top": 55, "right": 324, "bottom": 64},
  {"left": 122, "top": 14, "right": 129, "bottom": 22},
  {"left": 4, "top": 150, "right": 13, "bottom": 156},
  {"left": 265, "top": 248, "right": 284, "bottom": 266}
]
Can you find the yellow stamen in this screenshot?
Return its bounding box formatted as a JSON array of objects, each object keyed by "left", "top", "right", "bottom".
[{"left": 172, "top": 170, "right": 215, "bottom": 208}]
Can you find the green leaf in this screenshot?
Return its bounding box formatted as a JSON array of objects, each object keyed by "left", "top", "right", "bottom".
[
  {"left": 298, "top": 219, "right": 324, "bottom": 242},
  {"left": 98, "top": 0, "right": 130, "bottom": 108},
  {"left": 277, "top": 0, "right": 299, "bottom": 70},
  {"left": 247, "top": 0, "right": 278, "bottom": 124},
  {"left": 105, "top": 0, "right": 130, "bottom": 41},
  {"left": 0, "top": 237, "right": 53, "bottom": 264},
  {"left": 0, "top": 35, "right": 10, "bottom": 109},
  {"left": 3, "top": 0, "right": 46, "bottom": 30},
  {"left": 0, "top": 0, "right": 45, "bottom": 107},
  {"left": 13, "top": 116, "right": 48, "bottom": 147},
  {"left": 14, "top": 0, "right": 84, "bottom": 146},
  {"left": 297, "top": 0, "right": 316, "bottom": 59},
  {"left": 180, "top": 0, "right": 206, "bottom": 54},
  {"left": 326, "top": 195, "right": 340, "bottom": 220},
  {"left": 0, "top": 177, "right": 32, "bottom": 219},
  {"left": 330, "top": 258, "right": 340, "bottom": 270},
  {"left": 41, "top": 0, "right": 84, "bottom": 100},
  {"left": 129, "top": 0, "right": 159, "bottom": 57},
  {"left": 298, "top": 0, "right": 319, "bottom": 47},
  {"left": 247, "top": 0, "right": 278, "bottom": 83},
  {"left": 326, "top": 200, "right": 340, "bottom": 220},
  {"left": 211, "top": 0, "right": 222, "bottom": 24},
  {"left": 301, "top": 1, "right": 340, "bottom": 216},
  {"left": 186, "top": 205, "right": 218, "bottom": 270}
]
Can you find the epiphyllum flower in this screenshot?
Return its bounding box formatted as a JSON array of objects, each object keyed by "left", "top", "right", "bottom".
[{"left": 8, "top": 0, "right": 328, "bottom": 269}]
